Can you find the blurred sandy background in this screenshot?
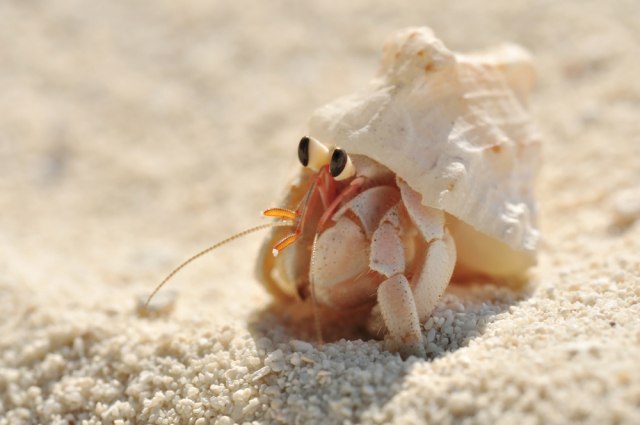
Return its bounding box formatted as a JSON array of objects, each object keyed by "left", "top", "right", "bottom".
[{"left": 1, "top": 1, "right": 639, "bottom": 424}]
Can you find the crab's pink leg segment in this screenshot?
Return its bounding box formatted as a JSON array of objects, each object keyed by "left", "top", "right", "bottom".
[
  {"left": 316, "top": 168, "right": 337, "bottom": 210},
  {"left": 377, "top": 274, "right": 425, "bottom": 357},
  {"left": 412, "top": 230, "right": 457, "bottom": 321},
  {"left": 317, "top": 176, "right": 367, "bottom": 231},
  {"left": 369, "top": 221, "right": 405, "bottom": 277}
]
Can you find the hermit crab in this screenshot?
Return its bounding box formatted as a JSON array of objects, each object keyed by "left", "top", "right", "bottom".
[
  {"left": 147, "top": 27, "right": 540, "bottom": 357},
  {"left": 256, "top": 27, "right": 540, "bottom": 356}
]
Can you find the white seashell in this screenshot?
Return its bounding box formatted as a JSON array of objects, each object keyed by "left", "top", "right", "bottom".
[{"left": 308, "top": 27, "right": 541, "bottom": 255}]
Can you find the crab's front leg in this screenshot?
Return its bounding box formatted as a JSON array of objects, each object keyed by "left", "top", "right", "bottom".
[{"left": 375, "top": 179, "right": 457, "bottom": 357}]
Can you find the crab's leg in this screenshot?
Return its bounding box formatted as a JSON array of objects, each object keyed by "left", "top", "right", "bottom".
[
  {"left": 371, "top": 205, "right": 425, "bottom": 357},
  {"left": 375, "top": 180, "right": 457, "bottom": 357},
  {"left": 412, "top": 230, "right": 456, "bottom": 320},
  {"left": 377, "top": 274, "right": 424, "bottom": 357},
  {"left": 397, "top": 178, "right": 457, "bottom": 321},
  {"left": 317, "top": 176, "right": 367, "bottom": 231}
]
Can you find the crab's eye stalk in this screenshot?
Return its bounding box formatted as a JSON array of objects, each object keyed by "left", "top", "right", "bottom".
[
  {"left": 298, "top": 136, "right": 331, "bottom": 172},
  {"left": 330, "top": 148, "right": 355, "bottom": 181}
]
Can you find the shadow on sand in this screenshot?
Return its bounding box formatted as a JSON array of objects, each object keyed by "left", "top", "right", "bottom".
[{"left": 246, "top": 280, "right": 533, "bottom": 423}]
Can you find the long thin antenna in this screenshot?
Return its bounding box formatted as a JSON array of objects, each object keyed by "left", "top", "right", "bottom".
[
  {"left": 309, "top": 233, "right": 324, "bottom": 344},
  {"left": 145, "top": 221, "right": 293, "bottom": 308}
]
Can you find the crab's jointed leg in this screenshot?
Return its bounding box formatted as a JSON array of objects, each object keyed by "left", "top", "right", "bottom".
[
  {"left": 377, "top": 274, "right": 422, "bottom": 355},
  {"left": 376, "top": 179, "right": 457, "bottom": 356}
]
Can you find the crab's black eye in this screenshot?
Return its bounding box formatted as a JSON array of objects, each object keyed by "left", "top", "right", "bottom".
[
  {"left": 298, "top": 136, "right": 310, "bottom": 167},
  {"left": 330, "top": 148, "right": 347, "bottom": 177},
  {"left": 330, "top": 148, "right": 356, "bottom": 181},
  {"left": 297, "top": 136, "right": 331, "bottom": 172}
]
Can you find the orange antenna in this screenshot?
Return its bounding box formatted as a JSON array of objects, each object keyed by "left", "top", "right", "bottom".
[
  {"left": 145, "top": 221, "right": 293, "bottom": 308},
  {"left": 263, "top": 207, "right": 299, "bottom": 220},
  {"left": 264, "top": 172, "right": 324, "bottom": 258}
]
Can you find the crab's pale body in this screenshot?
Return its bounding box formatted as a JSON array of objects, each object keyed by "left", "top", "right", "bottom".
[{"left": 257, "top": 27, "right": 540, "bottom": 356}]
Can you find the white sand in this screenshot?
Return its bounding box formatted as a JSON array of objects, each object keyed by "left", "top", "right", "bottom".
[{"left": 1, "top": 1, "right": 639, "bottom": 424}]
